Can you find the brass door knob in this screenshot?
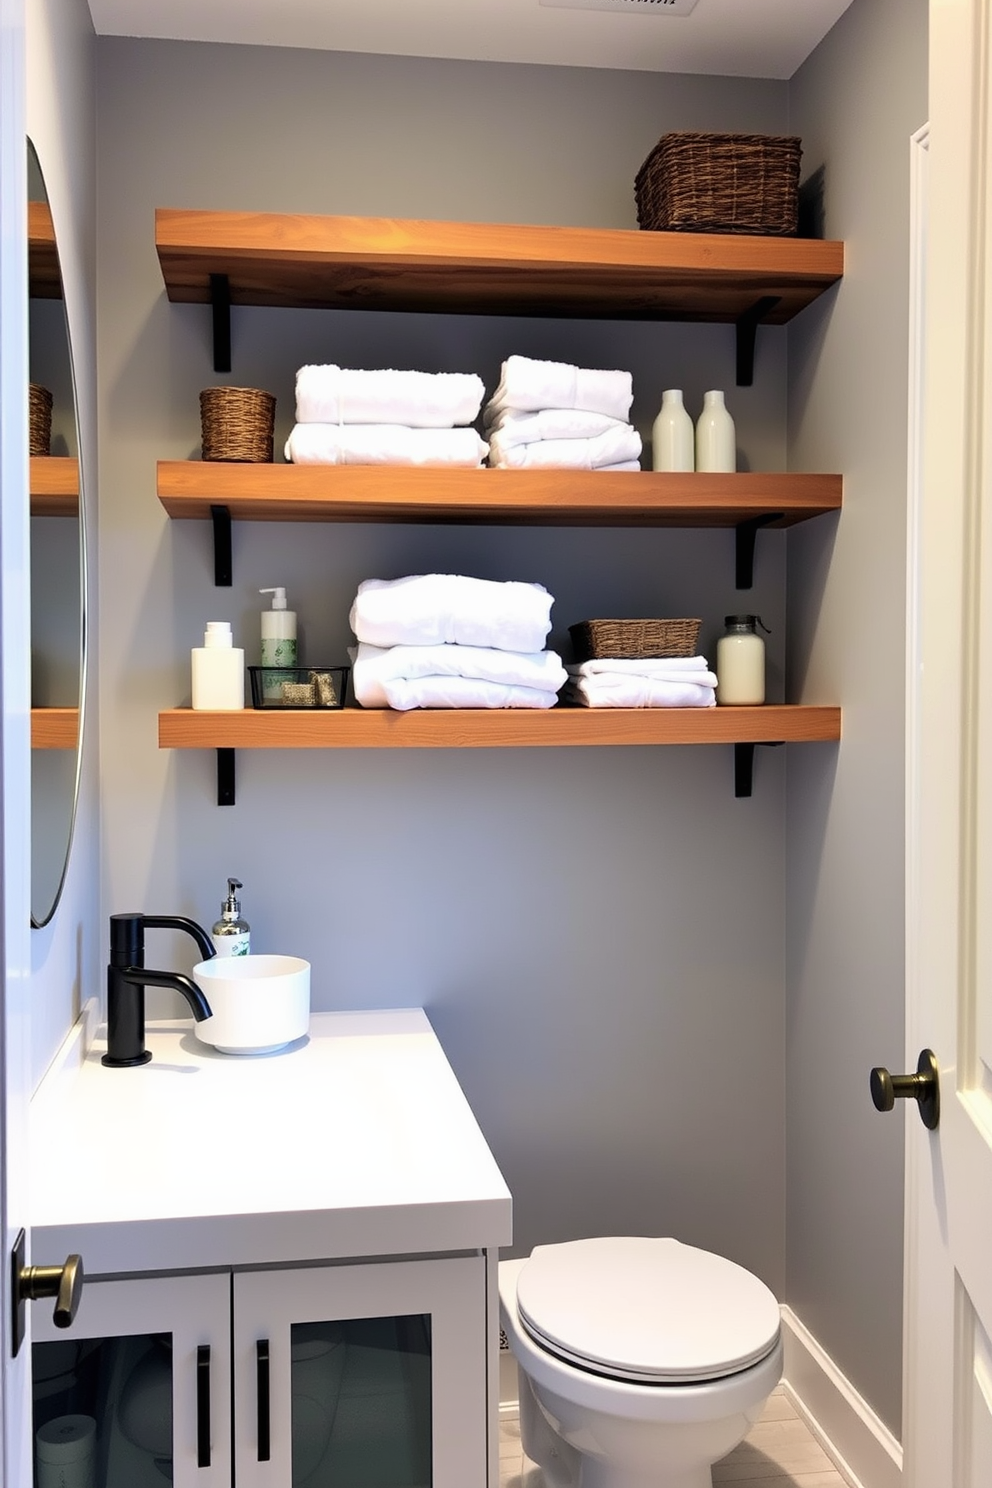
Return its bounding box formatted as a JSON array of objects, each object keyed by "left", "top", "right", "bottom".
[
  {"left": 10, "top": 1229, "right": 84, "bottom": 1355},
  {"left": 870, "top": 1048, "right": 940, "bottom": 1130}
]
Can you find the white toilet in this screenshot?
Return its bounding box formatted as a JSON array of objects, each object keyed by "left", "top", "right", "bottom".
[{"left": 499, "top": 1236, "right": 783, "bottom": 1488}]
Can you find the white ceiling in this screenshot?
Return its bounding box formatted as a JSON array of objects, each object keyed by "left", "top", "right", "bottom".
[{"left": 85, "top": 0, "right": 858, "bottom": 81}]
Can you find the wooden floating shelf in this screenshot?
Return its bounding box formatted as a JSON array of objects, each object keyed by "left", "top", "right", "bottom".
[
  {"left": 155, "top": 209, "right": 844, "bottom": 324},
  {"left": 32, "top": 707, "right": 79, "bottom": 750},
  {"left": 159, "top": 705, "right": 841, "bottom": 752},
  {"left": 157, "top": 463, "right": 842, "bottom": 529},
  {"left": 29, "top": 200, "right": 61, "bottom": 299},
  {"left": 30, "top": 456, "right": 79, "bottom": 516}
]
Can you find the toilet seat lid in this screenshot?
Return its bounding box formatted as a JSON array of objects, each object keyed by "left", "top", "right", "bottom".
[{"left": 515, "top": 1237, "right": 781, "bottom": 1384}]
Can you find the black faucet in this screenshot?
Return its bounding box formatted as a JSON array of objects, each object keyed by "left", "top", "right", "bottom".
[{"left": 104, "top": 913, "right": 217, "bottom": 1068}]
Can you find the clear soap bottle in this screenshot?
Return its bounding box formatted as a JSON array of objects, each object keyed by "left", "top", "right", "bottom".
[
  {"left": 651, "top": 389, "right": 695, "bottom": 472},
  {"left": 695, "top": 389, "right": 736, "bottom": 473},
  {"left": 716, "top": 614, "right": 770, "bottom": 705},
  {"left": 212, "top": 877, "right": 250, "bottom": 957}
]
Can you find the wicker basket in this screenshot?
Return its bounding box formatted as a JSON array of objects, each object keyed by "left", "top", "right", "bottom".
[
  {"left": 200, "top": 387, "right": 275, "bottom": 463},
  {"left": 29, "top": 383, "right": 52, "bottom": 456},
  {"left": 635, "top": 132, "right": 802, "bottom": 237},
  {"left": 569, "top": 618, "right": 702, "bottom": 661}
]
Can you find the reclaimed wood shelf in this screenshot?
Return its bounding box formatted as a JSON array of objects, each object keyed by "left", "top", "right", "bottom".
[
  {"left": 30, "top": 456, "right": 79, "bottom": 516},
  {"left": 155, "top": 209, "right": 844, "bottom": 325},
  {"left": 28, "top": 200, "right": 61, "bottom": 299},
  {"left": 32, "top": 708, "right": 79, "bottom": 750},
  {"left": 160, "top": 704, "right": 840, "bottom": 751},
  {"left": 157, "top": 463, "right": 841, "bottom": 528}
]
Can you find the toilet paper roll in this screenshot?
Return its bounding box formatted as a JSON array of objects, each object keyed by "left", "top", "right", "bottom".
[{"left": 36, "top": 1414, "right": 96, "bottom": 1488}]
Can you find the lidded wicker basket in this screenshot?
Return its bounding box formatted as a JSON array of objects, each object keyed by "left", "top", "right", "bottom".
[
  {"left": 29, "top": 383, "right": 53, "bottom": 456},
  {"left": 635, "top": 132, "right": 802, "bottom": 237},
  {"left": 200, "top": 387, "right": 276, "bottom": 463},
  {"left": 569, "top": 618, "right": 702, "bottom": 662}
]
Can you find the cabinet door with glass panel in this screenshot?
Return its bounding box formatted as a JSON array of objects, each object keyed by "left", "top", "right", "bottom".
[
  {"left": 233, "top": 1254, "right": 489, "bottom": 1488},
  {"left": 31, "top": 1272, "right": 232, "bottom": 1488}
]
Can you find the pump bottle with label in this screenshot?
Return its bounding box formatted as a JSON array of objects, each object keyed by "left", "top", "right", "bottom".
[
  {"left": 260, "top": 588, "right": 297, "bottom": 668},
  {"left": 212, "top": 878, "right": 250, "bottom": 957}
]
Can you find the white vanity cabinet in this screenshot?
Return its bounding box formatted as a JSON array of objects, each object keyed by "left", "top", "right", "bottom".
[{"left": 29, "top": 1008, "right": 511, "bottom": 1488}]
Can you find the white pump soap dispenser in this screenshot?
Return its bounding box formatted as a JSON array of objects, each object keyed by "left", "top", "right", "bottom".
[
  {"left": 259, "top": 587, "right": 297, "bottom": 669},
  {"left": 212, "top": 877, "right": 250, "bottom": 957}
]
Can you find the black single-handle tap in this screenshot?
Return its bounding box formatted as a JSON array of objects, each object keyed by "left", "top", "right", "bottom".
[{"left": 104, "top": 913, "right": 217, "bottom": 1068}]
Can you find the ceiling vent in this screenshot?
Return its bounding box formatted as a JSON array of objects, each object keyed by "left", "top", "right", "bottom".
[{"left": 539, "top": 0, "right": 700, "bottom": 14}]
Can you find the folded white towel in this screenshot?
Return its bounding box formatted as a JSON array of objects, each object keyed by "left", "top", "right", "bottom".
[
  {"left": 487, "top": 355, "right": 633, "bottom": 421},
  {"left": 295, "top": 365, "right": 485, "bottom": 427},
  {"left": 564, "top": 674, "right": 716, "bottom": 708},
  {"left": 569, "top": 657, "right": 715, "bottom": 681},
  {"left": 598, "top": 461, "right": 642, "bottom": 472},
  {"left": 350, "top": 574, "right": 554, "bottom": 653},
  {"left": 351, "top": 641, "right": 567, "bottom": 708},
  {"left": 483, "top": 407, "right": 629, "bottom": 444},
  {"left": 285, "top": 423, "right": 488, "bottom": 467},
  {"left": 371, "top": 675, "right": 559, "bottom": 711},
  {"left": 488, "top": 424, "right": 642, "bottom": 470}
]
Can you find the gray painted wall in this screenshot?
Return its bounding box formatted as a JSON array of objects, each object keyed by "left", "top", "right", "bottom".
[
  {"left": 785, "top": 0, "right": 928, "bottom": 1437},
  {"left": 96, "top": 39, "right": 791, "bottom": 1290},
  {"left": 26, "top": 0, "right": 100, "bottom": 1087}
]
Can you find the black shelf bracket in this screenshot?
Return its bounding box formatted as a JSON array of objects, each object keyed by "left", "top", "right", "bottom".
[
  {"left": 217, "top": 748, "right": 236, "bottom": 806},
  {"left": 210, "top": 504, "right": 232, "bottom": 586},
  {"left": 735, "top": 511, "right": 784, "bottom": 589},
  {"left": 734, "top": 740, "right": 784, "bottom": 798},
  {"left": 735, "top": 295, "right": 781, "bottom": 386},
  {"left": 210, "top": 273, "right": 231, "bottom": 374}
]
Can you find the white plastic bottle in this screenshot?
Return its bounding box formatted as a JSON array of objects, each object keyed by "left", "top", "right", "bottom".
[
  {"left": 716, "top": 614, "right": 768, "bottom": 705},
  {"left": 191, "top": 621, "right": 245, "bottom": 710},
  {"left": 651, "top": 389, "right": 695, "bottom": 472},
  {"left": 212, "top": 877, "right": 251, "bottom": 957},
  {"left": 695, "top": 389, "right": 736, "bottom": 473},
  {"left": 259, "top": 587, "right": 298, "bottom": 668}
]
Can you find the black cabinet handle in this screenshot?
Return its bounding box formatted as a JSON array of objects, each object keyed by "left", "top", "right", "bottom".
[
  {"left": 196, "top": 1345, "right": 211, "bottom": 1467},
  {"left": 256, "top": 1338, "right": 271, "bottom": 1461}
]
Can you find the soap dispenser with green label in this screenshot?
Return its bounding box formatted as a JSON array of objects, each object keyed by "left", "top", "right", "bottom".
[
  {"left": 259, "top": 587, "right": 297, "bottom": 668},
  {"left": 212, "top": 878, "right": 251, "bottom": 957}
]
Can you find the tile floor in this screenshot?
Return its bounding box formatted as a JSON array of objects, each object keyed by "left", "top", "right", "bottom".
[{"left": 498, "top": 1386, "right": 849, "bottom": 1488}]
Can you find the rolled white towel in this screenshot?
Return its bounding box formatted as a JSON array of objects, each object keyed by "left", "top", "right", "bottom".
[
  {"left": 350, "top": 574, "right": 554, "bottom": 653},
  {"left": 569, "top": 657, "right": 716, "bottom": 682},
  {"left": 564, "top": 673, "right": 716, "bottom": 708},
  {"left": 351, "top": 641, "right": 566, "bottom": 708},
  {"left": 487, "top": 355, "right": 633, "bottom": 421},
  {"left": 374, "top": 675, "right": 559, "bottom": 711},
  {"left": 482, "top": 407, "right": 628, "bottom": 443},
  {"left": 295, "top": 365, "right": 485, "bottom": 427},
  {"left": 285, "top": 423, "right": 488, "bottom": 468},
  {"left": 488, "top": 423, "right": 642, "bottom": 471}
]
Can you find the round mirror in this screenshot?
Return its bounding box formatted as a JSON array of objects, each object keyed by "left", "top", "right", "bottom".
[{"left": 28, "top": 139, "right": 86, "bottom": 928}]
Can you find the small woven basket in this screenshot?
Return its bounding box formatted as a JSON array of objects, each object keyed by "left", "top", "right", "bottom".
[
  {"left": 569, "top": 618, "right": 702, "bottom": 662},
  {"left": 200, "top": 387, "right": 275, "bottom": 463},
  {"left": 635, "top": 132, "right": 802, "bottom": 237},
  {"left": 29, "top": 383, "right": 52, "bottom": 456}
]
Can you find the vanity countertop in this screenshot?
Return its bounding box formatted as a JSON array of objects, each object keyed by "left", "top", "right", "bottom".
[{"left": 30, "top": 1006, "right": 512, "bottom": 1275}]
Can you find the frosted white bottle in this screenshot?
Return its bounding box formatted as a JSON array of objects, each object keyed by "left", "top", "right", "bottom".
[
  {"left": 695, "top": 389, "right": 736, "bottom": 472},
  {"left": 259, "top": 586, "right": 297, "bottom": 668},
  {"left": 716, "top": 615, "right": 767, "bottom": 705},
  {"left": 651, "top": 388, "right": 694, "bottom": 472},
  {"left": 191, "top": 621, "right": 245, "bottom": 710}
]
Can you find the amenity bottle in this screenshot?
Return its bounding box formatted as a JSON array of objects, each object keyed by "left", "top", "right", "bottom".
[
  {"left": 212, "top": 877, "right": 251, "bottom": 957},
  {"left": 651, "top": 389, "right": 694, "bottom": 472},
  {"left": 716, "top": 615, "right": 769, "bottom": 705},
  {"left": 695, "top": 390, "right": 736, "bottom": 473},
  {"left": 191, "top": 621, "right": 244, "bottom": 710}
]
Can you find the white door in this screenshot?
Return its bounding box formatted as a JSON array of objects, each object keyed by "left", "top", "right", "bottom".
[
  {"left": 903, "top": 1, "right": 992, "bottom": 1480},
  {"left": 0, "top": 0, "right": 37, "bottom": 1482}
]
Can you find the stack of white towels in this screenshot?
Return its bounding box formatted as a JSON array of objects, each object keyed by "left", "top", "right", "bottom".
[
  {"left": 484, "top": 355, "right": 642, "bottom": 471},
  {"left": 284, "top": 365, "right": 489, "bottom": 467},
  {"left": 349, "top": 574, "right": 567, "bottom": 711},
  {"left": 564, "top": 656, "right": 717, "bottom": 708}
]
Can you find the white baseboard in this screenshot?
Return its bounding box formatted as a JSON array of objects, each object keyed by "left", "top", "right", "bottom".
[{"left": 781, "top": 1305, "right": 903, "bottom": 1488}]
